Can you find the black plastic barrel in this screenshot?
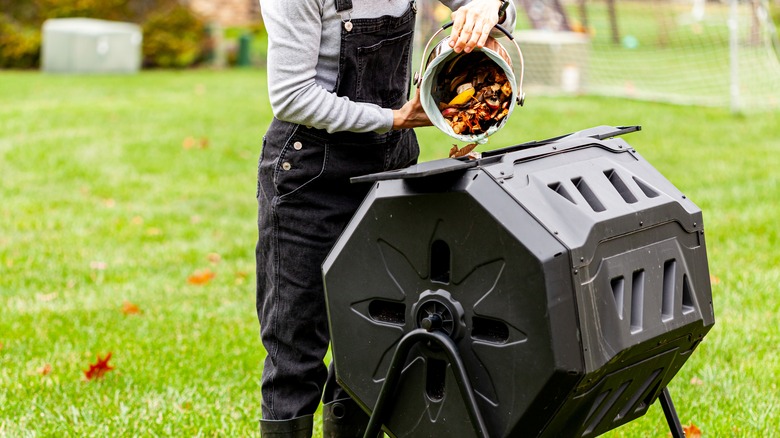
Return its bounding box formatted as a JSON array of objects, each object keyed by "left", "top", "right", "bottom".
[{"left": 323, "top": 126, "right": 714, "bottom": 438}]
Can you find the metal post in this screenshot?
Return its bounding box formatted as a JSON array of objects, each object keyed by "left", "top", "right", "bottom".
[{"left": 658, "top": 387, "right": 685, "bottom": 438}]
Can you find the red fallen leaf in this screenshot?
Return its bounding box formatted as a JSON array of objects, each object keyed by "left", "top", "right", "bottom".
[
  {"left": 84, "top": 353, "right": 114, "bottom": 380},
  {"left": 187, "top": 268, "right": 215, "bottom": 285},
  {"left": 38, "top": 363, "right": 52, "bottom": 375},
  {"left": 683, "top": 423, "right": 702, "bottom": 438},
  {"left": 122, "top": 301, "right": 141, "bottom": 315}
]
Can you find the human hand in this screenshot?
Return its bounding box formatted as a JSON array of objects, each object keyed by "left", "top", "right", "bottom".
[
  {"left": 392, "top": 88, "right": 432, "bottom": 130},
  {"left": 449, "top": 0, "right": 502, "bottom": 53}
]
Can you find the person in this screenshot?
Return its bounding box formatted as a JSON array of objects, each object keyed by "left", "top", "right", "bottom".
[{"left": 256, "top": 0, "right": 517, "bottom": 436}]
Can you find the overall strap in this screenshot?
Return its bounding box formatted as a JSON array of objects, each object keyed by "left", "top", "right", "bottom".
[{"left": 335, "top": 0, "right": 352, "bottom": 13}]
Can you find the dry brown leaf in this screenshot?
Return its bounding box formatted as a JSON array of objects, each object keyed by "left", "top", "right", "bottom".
[
  {"left": 37, "top": 363, "right": 52, "bottom": 376},
  {"left": 683, "top": 423, "right": 702, "bottom": 438},
  {"left": 188, "top": 268, "right": 215, "bottom": 285},
  {"left": 122, "top": 301, "right": 141, "bottom": 315},
  {"left": 449, "top": 143, "right": 478, "bottom": 158},
  {"left": 182, "top": 136, "right": 209, "bottom": 149}
]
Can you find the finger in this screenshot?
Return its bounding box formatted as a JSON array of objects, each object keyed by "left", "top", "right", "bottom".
[
  {"left": 455, "top": 14, "right": 476, "bottom": 52},
  {"left": 449, "top": 11, "right": 465, "bottom": 47},
  {"left": 464, "top": 19, "right": 485, "bottom": 52},
  {"left": 476, "top": 21, "right": 493, "bottom": 48}
]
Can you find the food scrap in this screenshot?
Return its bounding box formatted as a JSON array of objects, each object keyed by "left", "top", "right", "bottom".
[
  {"left": 448, "top": 143, "right": 479, "bottom": 159},
  {"left": 435, "top": 52, "right": 512, "bottom": 136}
]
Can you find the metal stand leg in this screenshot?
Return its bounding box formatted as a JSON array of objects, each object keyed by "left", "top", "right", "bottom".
[
  {"left": 363, "top": 328, "right": 488, "bottom": 438},
  {"left": 659, "top": 387, "right": 685, "bottom": 438}
]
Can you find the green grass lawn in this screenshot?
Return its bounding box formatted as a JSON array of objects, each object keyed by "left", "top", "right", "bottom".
[{"left": 1, "top": 69, "right": 778, "bottom": 436}]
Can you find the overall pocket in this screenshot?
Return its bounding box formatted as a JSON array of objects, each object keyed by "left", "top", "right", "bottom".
[
  {"left": 355, "top": 30, "right": 413, "bottom": 108},
  {"left": 273, "top": 129, "right": 328, "bottom": 199}
]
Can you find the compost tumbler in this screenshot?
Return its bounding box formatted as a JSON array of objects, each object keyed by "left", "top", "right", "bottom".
[{"left": 322, "top": 126, "right": 715, "bottom": 438}]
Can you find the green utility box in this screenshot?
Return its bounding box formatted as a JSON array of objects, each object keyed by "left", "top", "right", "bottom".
[{"left": 42, "top": 18, "right": 142, "bottom": 74}]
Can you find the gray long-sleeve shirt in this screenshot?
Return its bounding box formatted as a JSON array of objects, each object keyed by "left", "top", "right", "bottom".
[{"left": 260, "top": 0, "right": 516, "bottom": 134}]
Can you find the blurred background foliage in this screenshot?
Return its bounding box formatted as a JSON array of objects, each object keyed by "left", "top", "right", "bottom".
[{"left": 0, "top": 0, "right": 266, "bottom": 69}]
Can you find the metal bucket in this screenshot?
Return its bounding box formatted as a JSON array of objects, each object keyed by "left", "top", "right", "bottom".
[{"left": 414, "top": 23, "right": 525, "bottom": 144}]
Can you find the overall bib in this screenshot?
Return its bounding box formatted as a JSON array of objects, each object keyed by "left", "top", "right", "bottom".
[{"left": 256, "top": 0, "right": 419, "bottom": 430}]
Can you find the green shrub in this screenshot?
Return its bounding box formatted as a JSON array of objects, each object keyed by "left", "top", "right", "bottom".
[
  {"left": 142, "top": 4, "right": 206, "bottom": 68},
  {"left": 0, "top": 15, "right": 41, "bottom": 69},
  {"left": 34, "top": 0, "right": 130, "bottom": 22},
  {"left": 0, "top": 0, "right": 203, "bottom": 70}
]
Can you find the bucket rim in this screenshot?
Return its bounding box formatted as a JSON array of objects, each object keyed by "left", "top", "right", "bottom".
[{"left": 420, "top": 44, "right": 518, "bottom": 144}]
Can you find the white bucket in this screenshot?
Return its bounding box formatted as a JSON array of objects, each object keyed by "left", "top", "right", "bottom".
[{"left": 415, "top": 24, "right": 525, "bottom": 144}]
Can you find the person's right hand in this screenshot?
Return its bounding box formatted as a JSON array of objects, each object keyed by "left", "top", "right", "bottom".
[
  {"left": 449, "top": 0, "right": 503, "bottom": 53},
  {"left": 392, "top": 88, "right": 432, "bottom": 130}
]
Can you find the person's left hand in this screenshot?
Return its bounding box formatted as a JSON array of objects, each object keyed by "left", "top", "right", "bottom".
[
  {"left": 449, "top": 0, "right": 502, "bottom": 54},
  {"left": 392, "top": 88, "right": 432, "bottom": 130}
]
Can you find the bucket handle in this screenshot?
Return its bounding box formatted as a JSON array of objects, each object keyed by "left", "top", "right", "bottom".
[{"left": 413, "top": 22, "right": 525, "bottom": 106}]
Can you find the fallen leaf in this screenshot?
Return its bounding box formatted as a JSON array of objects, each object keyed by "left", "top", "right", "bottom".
[
  {"left": 121, "top": 301, "right": 141, "bottom": 315},
  {"left": 188, "top": 268, "right": 215, "bottom": 285},
  {"left": 182, "top": 136, "right": 209, "bottom": 149},
  {"left": 683, "top": 423, "right": 702, "bottom": 438},
  {"left": 131, "top": 216, "right": 144, "bottom": 225},
  {"left": 207, "top": 253, "right": 221, "bottom": 264},
  {"left": 449, "top": 142, "right": 478, "bottom": 158},
  {"left": 0, "top": 342, "right": 4, "bottom": 351},
  {"left": 90, "top": 261, "right": 107, "bottom": 270},
  {"left": 37, "top": 363, "right": 52, "bottom": 376},
  {"left": 690, "top": 376, "right": 704, "bottom": 385},
  {"left": 182, "top": 136, "right": 197, "bottom": 149},
  {"left": 103, "top": 198, "right": 116, "bottom": 208},
  {"left": 36, "top": 292, "right": 58, "bottom": 302},
  {"left": 710, "top": 274, "right": 720, "bottom": 285},
  {"left": 84, "top": 353, "right": 114, "bottom": 380}
]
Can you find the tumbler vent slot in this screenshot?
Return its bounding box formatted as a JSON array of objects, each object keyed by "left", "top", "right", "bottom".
[
  {"left": 682, "top": 274, "right": 695, "bottom": 314},
  {"left": 610, "top": 276, "right": 625, "bottom": 320},
  {"left": 572, "top": 177, "right": 606, "bottom": 212},
  {"left": 630, "top": 270, "right": 645, "bottom": 333},
  {"left": 662, "top": 260, "right": 677, "bottom": 321},
  {"left": 430, "top": 239, "right": 451, "bottom": 284},
  {"left": 548, "top": 182, "right": 576, "bottom": 204},
  {"left": 426, "top": 358, "right": 447, "bottom": 401},
  {"left": 472, "top": 316, "right": 510, "bottom": 343},
  {"left": 633, "top": 177, "right": 660, "bottom": 198},
  {"left": 604, "top": 169, "right": 638, "bottom": 204},
  {"left": 368, "top": 300, "right": 406, "bottom": 325}
]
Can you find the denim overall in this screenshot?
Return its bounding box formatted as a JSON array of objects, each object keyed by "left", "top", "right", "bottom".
[{"left": 256, "top": 0, "right": 419, "bottom": 429}]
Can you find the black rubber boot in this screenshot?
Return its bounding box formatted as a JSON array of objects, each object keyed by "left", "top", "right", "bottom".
[
  {"left": 322, "top": 398, "right": 382, "bottom": 438},
  {"left": 260, "top": 414, "right": 314, "bottom": 437}
]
